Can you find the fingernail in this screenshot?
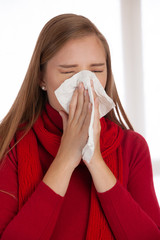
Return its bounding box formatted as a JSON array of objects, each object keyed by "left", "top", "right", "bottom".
[
  {"left": 88, "top": 102, "right": 92, "bottom": 109},
  {"left": 79, "top": 82, "right": 82, "bottom": 89}
]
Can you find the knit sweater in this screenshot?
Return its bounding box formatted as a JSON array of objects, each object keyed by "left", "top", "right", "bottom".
[{"left": 0, "top": 105, "right": 160, "bottom": 240}]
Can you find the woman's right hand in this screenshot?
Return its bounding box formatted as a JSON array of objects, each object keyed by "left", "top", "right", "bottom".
[
  {"left": 43, "top": 82, "right": 92, "bottom": 196},
  {"left": 56, "top": 82, "right": 92, "bottom": 170}
]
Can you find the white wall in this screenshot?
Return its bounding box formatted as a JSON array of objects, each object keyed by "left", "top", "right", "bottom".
[
  {"left": 141, "top": 0, "right": 160, "bottom": 203},
  {"left": 0, "top": 0, "right": 123, "bottom": 120}
]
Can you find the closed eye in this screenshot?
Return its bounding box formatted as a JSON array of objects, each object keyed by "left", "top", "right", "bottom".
[
  {"left": 61, "top": 71, "right": 75, "bottom": 74},
  {"left": 60, "top": 70, "right": 103, "bottom": 74}
]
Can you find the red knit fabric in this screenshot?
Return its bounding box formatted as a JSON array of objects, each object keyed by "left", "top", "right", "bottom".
[
  {"left": 17, "top": 130, "right": 43, "bottom": 209},
  {"left": 16, "top": 104, "right": 123, "bottom": 239},
  {"left": 86, "top": 119, "right": 123, "bottom": 240}
]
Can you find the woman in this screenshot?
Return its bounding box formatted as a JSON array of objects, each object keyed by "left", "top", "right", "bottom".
[{"left": 0, "top": 14, "right": 160, "bottom": 240}]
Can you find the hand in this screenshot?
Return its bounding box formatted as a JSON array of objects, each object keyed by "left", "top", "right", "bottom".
[
  {"left": 82, "top": 81, "right": 117, "bottom": 192},
  {"left": 56, "top": 82, "right": 92, "bottom": 170},
  {"left": 84, "top": 80, "right": 102, "bottom": 168}
]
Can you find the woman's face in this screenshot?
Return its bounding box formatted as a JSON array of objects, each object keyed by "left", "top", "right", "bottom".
[{"left": 42, "top": 34, "right": 107, "bottom": 112}]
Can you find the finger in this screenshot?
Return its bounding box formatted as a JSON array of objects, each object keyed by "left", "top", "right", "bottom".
[
  {"left": 93, "top": 97, "right": 100, "bottom": 129},
  {"left": 68, "top": 88, "right": 78, "bottom": 122},
  {"left": 74, "top": 82, "right": 85, "bottom": 122},
  {"left": 78, "top": 89, "right": 90, "bottom": 125},
  {"left": 90, "top": 79, "right": 97, "bottom": 100},
  {"left": 59, "top": 111, "right": 68, "bottom": 131},
  {"left": 81, "top": 101, "right": 92, "bottom": 133},
  {"left": 95, "top": 97, "right": 100, "bottom": 118}
]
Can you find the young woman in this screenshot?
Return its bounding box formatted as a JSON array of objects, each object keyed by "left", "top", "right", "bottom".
[{"left": 0, "top": 13, "right": 160, "bottom": 240}]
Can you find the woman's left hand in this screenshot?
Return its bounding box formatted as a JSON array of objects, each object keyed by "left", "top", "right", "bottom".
[
  {"left": 84, "top": 79, "right": 117, "bottom": 192},
  {"left": 84, "top": 80, "right": 117, "bottom": 192},
  {"left": 84, "top": 80, "right": 103, "bottom": 168}
]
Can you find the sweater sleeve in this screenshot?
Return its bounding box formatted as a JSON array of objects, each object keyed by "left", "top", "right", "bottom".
[
  {"left": 0, "top": 145, "right": 64, "bottom": 240},
  {"left": 97, "top": 131, "right": 160, "bottom": 240}
]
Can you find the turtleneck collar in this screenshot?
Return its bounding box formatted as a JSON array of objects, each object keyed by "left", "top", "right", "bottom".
[
  {"left": 44, "top": 103, "right": 106, "bottom": 135},
  {"left": 42, "top": 103, "right": 123, "bottom": 155},
  {"left": 43, "top": 103, "right": 63, "bottom": 134}
]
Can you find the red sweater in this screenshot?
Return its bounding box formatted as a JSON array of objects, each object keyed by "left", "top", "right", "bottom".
[{"left": 0, "top": 106, "right": 160, "bottom": 240}]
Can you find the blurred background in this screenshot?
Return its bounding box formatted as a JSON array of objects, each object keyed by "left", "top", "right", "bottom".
[{"left": 0, "top": 0, "right": 160, "bottom": 202}]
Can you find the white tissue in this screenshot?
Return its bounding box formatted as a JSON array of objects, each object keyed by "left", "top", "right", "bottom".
[{"left": 55, "top": 70, "right": 115, "bottom": 163}]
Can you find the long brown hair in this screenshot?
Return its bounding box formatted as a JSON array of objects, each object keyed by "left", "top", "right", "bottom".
[{"left": 0, "top": 13, "right": 133, "bottom": 161}]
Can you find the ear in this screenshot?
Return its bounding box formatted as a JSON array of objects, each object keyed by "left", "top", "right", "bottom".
[{"left": 39, "top": 71, "right": 47, "bottom": 91}]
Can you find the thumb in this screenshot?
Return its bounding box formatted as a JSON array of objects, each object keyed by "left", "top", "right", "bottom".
[{"left": 59, "top": 111, "right": 68, "bottom": 131}]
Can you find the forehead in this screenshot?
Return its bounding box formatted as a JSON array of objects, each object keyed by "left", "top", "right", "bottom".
[{"left": 51, "top": 35, "right": 106, "bottom": 64}]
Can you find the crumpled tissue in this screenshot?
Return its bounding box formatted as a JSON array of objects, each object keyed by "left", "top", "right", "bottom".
[{"left": 55, "top": 70, "right": 115, "bottom": 163}]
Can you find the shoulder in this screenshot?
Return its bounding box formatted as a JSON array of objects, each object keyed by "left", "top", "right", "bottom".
[
  {"left": 121, "top": 129, "right": 149, "bottom": 151},
  {"left": 121, "top": 129, "right": 151, "bottom": 171},
  {"left": 1, "top": 137, "right": 17, "bottom": 169}
]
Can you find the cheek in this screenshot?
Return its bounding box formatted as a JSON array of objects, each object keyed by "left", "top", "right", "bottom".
[
  {"left": 45, "top": 72, "right": 67, "bottom": 111},
  {"left": 45, "top": 75, "right": 59, "bottom": 91},
  {"left": 98, "top": 73, "right": 107, "bottom": 89},
  {"left": 44, "top": 68, "right": 65, "bottom": 91},
  {"left": 47, "top": 87, "right": 66, "bottom": 112}
]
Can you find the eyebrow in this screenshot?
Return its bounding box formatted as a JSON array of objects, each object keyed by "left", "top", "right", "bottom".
[
  {"left": 58, "top": 63, "right": 105, "bottom": 68},
  {"left": 90, "top": 63, "right": 105, "bottom": 67},
  {"left": 58, "top": 64, "right": 78, "bottom": 68}
]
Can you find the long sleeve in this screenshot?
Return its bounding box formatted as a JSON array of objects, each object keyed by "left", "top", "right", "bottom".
[
  {"left": 1, "top": 182, "right": 63, "bottom": 240},
  {"left": 97, "top": 130, "right": 160, "bottom": 240},
  {"left": 0, "top": 146, "right": 64, "bottom": 240},
  {"left": 1, "top": 129, "right": 160, "bottom": 239}
]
